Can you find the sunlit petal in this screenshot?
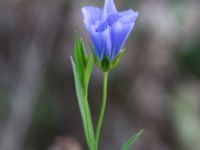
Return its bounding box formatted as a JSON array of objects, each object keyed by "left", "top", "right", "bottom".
[
  {"left": 119, "top": 9, "right": 139, "bottom": 23},
  {"left": 82, "top": 7, "right": 103, "bottom": 25},
  {"left": 85, "top": 23, "right": 111, "bottom": 60},
  {"left": 110, "top": 21, "right": 135, "bottom": 60},
  {"left": 103, "top": 0, "right": 117, "bottom": 19}
]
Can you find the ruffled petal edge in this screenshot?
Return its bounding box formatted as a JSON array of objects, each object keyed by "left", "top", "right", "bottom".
[{"left": 82, "top": 6, "right": 103, "bottom": 25}]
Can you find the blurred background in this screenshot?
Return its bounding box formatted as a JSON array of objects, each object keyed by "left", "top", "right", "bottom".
[{"left": 0, "top": 0, "right": 200, "bottom": 150}]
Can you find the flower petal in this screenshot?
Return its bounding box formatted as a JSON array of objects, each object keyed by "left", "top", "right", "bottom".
[
  {"left": 110, "top": 21, "right": 135, "bottom": 60},
  {"left": 82, "top": 0, "right": 139, "bottom": 62},
  {"left": 82, "top": 7, "right": 103, "bottom": 25},
  {"left": 119, "top": 9, "right": 139, "bottom": 24},
  {"left": 103, "top": 0, "right": 117, "bottom": 19},
  {"left": 96, "top": 13, "right": 120, "bottom": 32},
  {"left": 84, "top": 23, "right": 111, "bottom": 60}
]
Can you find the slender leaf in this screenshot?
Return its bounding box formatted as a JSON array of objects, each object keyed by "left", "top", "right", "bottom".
[
  {"left": 83, "top": 55, "right": 95, "bottom": 148},
  {"left": 71, "top": 38, "right": 96, "bottom": 149},
  {"left": 80, "top": 38, "right": 88, "bottom": 68},
  {"left": 84, "top": 56, "right": 93, "bottom": 88},
  {"left": 71, "top": 57, "right": 94, "bottom": 149},
  {"left": 74, "top": 34, "right": 85, "bottom": 84},
  {"left": 70, "top": 58, "right": 88, "bottom": 137},
  {"left": 121, "top": 129, "right": 144, "bottom": 150}
]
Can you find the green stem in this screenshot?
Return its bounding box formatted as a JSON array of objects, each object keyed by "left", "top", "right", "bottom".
[
  {"left": 95, "top": 72, "right": 108, "bottom": 150},
  {"left": 84, "top": 93, "right": 92, "bottom": 149}
]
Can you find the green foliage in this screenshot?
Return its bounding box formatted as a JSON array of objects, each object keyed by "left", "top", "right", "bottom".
[
  {"left": 71, "top": 35, "right": 95, "bottom": 150},
  {"left": 71, "top": 35, "right": 142, "bottom": 150},
  {"left": 121, "top": 130, "right": 144, "bottom": 150}
]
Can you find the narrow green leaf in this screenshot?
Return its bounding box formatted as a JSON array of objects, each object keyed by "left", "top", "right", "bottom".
[
  {"left": 74, "top": 35, "right": 85, "bottom": 84},
  {"left": 80, "top": 38, "right": 88, "bottom": 68},
  {"left": 71, "top": 55, "right": 95, "bottom": 150},
  {"left": 70, "top": 57, "right": 87, "bottom": 130},
  {"left": 70, "top": 57, "right": 92, "bottom": 149},
  {"left": 84, "top": 56, "right": 93, "bottom": 88},
  {"left": 121, "top": 129, "right": 144, "bottom": 150},
  {"left": 72, "top": 35, "right": 96, "bottom": 150},
  {"left": 70, "top": 57, "right": 84, "bottom": 119},
  {"left": 83, "top": 55, "right": 96, "bottom": 149},
  {"left": 84, "top": 56, "right": 95, "bottom": 148}
]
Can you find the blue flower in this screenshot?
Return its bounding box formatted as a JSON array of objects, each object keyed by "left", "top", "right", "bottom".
[{"left": 82, "top": 0, "right": 139, "bottom": 61}]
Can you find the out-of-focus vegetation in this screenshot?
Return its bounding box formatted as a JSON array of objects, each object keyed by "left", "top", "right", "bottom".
[{"left": 0, "top": 0, "right": 200, "bottom": 150}]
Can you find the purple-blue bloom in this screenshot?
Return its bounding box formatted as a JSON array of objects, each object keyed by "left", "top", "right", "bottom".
[{"left": 82, "top": 0, "right": 139, "bottom": 61}]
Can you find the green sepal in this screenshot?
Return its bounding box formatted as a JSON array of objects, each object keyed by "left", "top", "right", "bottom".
[
  {"left": 101, "top": 49, "right": 125, "bottom": 72},
  {"left": 90, "top": 43, "right": 125, "bottom": 72},
  {"left": 121, "top": 129, "right": 144, "bottom": 150},
  {"left": 111, "top": 48, "right": 125, "bottom": 69},
  {"left": 101, "top": 56, "right": 110, "bottom": 72}
]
